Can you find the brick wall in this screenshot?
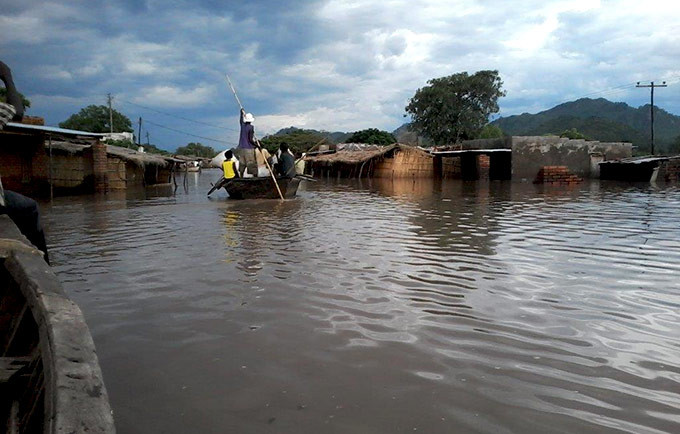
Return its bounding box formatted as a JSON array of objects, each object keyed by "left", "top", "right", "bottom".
[
  {"left": 92, "top": 141, "right": 108, "bottom": 192},
  {"left": 656, "top": 157, "right": 680, "bottom": 183},
  {"left": 477, "top": 154, "right": 490, "bottom": 180},
  {"left": 534, "top": 166, "right": 583, "bottom": 184}
]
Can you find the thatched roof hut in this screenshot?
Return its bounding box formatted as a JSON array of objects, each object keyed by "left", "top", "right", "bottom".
[
  {"left": 305, "top": 144, "right": 435, "bottom": 178},
  {"left": 47, "top": 140, "right": 173, "bottom": 167}
]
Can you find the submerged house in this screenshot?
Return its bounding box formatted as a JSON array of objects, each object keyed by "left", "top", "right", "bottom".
[
  {"left": 0, "top": 120, "right": 173, "bottom": 196},
  {"left": 305, "top": 144, "right": 435, "bottom": 178}
]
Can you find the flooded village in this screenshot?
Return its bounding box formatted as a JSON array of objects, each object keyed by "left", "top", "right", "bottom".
[{"left": 3, "top": 3, "right": 680, "bottom": 434}]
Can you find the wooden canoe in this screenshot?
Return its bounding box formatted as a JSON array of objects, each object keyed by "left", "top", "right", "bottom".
[
  {"left": 0, "top": 215, "right": 115, "bottom": 433},
  {"left": 209, "top": 176, "right": 301, "bottom": 199}
]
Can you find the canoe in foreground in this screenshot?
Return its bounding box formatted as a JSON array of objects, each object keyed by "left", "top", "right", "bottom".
[
  {"left": 0, "top": 215, "right": 115, "bottom": 433},
  {"left": 213, "top": 176, "right": 301, "bottom": 199}
]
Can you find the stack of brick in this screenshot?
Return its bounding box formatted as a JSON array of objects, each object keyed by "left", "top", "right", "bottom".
[
  {"left": 534, "top": 166, "right": 583, "bottom": 184},
  {"left": 656, "top": 157, "right": 680, "bottom": 183},
  {"left": 91, "top": 141, "right": 109, "bottom": 193},
  {"left": 477, "top": 154, "right": 490, "bottom": 180},
  {"left": 20, "top": 116, "right": 44, "bottom": 125}
]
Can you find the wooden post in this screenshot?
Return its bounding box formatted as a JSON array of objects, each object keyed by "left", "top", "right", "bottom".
[{"left": 48, "top": 134, "right": 53, "bottom": 200}]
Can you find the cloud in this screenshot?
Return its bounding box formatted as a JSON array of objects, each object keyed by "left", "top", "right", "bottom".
[
  {"left": 134, "top": 85, "right": 217, "bottom": 107},
  {"left": 2, "top": 0, "right": 680, "bottom": 149}
]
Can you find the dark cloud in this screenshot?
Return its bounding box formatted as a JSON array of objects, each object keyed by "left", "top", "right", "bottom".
[{"left": 2, "top": 1, "right": 679, "bottom": 149}]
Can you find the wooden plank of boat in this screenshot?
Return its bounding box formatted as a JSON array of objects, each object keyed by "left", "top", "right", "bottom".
[
  {"left": 0, "top": 356, "right": 31, "bottom": 383},
  {"left": 223, "top": 176, "right": 301, "bottom": 199},
  {"left": 0, "top": 215, "right": 115, "bottom": 433}
]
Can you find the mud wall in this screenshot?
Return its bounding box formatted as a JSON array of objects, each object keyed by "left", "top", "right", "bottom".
[{"left": 510, "top": 136, "right": 632, "bottom": 181}]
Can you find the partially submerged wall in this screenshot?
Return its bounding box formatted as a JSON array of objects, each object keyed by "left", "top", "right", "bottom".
[
  {"left": 655, "top": 157, "right": 680, "bottom": 183},
  {"left": 0, "top": 131, "right": 48, "bottom": 195},
  {"left": 372, "top": 147, "right": 434, "bottom": 178},
  {"left": 510, "top": 136, "right": 632, "bottom": 181}
]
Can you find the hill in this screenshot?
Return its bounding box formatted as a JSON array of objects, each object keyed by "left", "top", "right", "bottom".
[{"left": 491, "top": 98, "right": 680, "bottom": 152}]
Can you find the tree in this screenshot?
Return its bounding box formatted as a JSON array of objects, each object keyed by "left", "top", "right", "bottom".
[
  {"left": 175, "top": 142, "right": 216, "bottom": 158},
  {"left": 59, "top": 105, "right": 133, "bottom": 133},
  {"left": 669, "top": 135, "right": 680, "bottom": 155},
  {"left": 405, "top": 70, "right": 506, "bottom": 146},
  {"left": 559, "top": 128, "right": 589, "bottom": 140},
  {"left": 477, "top": 124, "right": 504, "bottom": 139},
  {"left": 260, "top": 128, "right": 329, "bottom": 155},
  {"left": 345, "top": 128, "right": 396, "bottom": 145},
  {"left": 0, "top": 87, "right": 31, "bottom": 109}
]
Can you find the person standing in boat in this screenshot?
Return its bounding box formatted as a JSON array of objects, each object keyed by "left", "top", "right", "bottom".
[
  {"left": 221, "top": 150, "right": 240, "bottom": 180},
  {"left": 235, "top": 108, "right": 258, "bottom": 177},
  {"left": 276, "top": 144, "right": 296, "bottom": 178}
]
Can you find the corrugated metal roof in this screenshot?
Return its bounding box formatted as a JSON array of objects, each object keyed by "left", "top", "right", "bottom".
[
  {"left": 5, "top": 122, "right": 106, "bottom": 137},
  {"left": 599, "top": 156, "right": 670, "bottom": 165},
  {"left": 431, "top": 149, "right": 511, "bottom": 155}
]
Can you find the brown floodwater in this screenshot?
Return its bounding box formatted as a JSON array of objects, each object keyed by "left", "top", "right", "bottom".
[{"left": 40, "top": 170, "right": 680, "bottom": 433}]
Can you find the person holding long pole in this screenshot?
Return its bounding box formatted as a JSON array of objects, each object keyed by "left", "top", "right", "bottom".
[
  {"left": 235, "top": 108, "right": 258, "bottom": 177},
  {"left": 226, "top": 75, "right": 284, "bottom": 201}
]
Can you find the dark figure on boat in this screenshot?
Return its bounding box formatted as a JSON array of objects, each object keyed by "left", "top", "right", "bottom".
[
  {"left": 234, "top": 108, "right": 258, "bottom": 177},
  {"left": 276, "top": 144, "right": 296, "bottom": 178},
  {"left": 0, "top": 61, "right": 50, "bottom": 263}
]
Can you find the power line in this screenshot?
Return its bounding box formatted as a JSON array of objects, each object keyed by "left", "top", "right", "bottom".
[
  {"left": 120, "top": 99, "right": 237, "bottom": 132},
  {"left": 143, "top": 119, "right": 236, "bottom": 145}
]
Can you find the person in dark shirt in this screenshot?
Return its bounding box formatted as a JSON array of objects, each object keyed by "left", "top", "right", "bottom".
[
  {"left": 234, "top": 108, "right": 258, "bottom": 177},
  {"left": 276, "top": 144, "right": 296, "bottom": 178}
]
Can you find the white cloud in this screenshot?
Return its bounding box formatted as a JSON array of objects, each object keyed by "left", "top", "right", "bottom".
[{"left": 134, "top": 85, "right": 216, "bottom": 107}]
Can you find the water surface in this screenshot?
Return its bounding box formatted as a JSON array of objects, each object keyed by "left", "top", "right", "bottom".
[{"left": 42, "top": 171, "right": 680, "bottom": 433}]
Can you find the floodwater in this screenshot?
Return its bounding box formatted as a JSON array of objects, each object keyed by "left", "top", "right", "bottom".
[{"left": 41, "top": 170, "right": 680, "bottom": 434}]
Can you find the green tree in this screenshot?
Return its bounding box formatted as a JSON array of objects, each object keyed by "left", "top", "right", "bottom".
[
  {"left": 405, "top": 70, "right": 505, "bottom": 146},
  {"left": 477, "top": 124, "right": 504, "bottom": 139},
  {"left": 260, "top": 128, "right": 328, "bottom": 155},
  {"left": 175, "top": 142, "right": 216, "bottom": 158},
  {"left": 59, "top": 105, "right": 133, "bottom": 133},
  {"left": 0, "top": 87, "right": 31, "bottom": 109},
  {"left": 345, "top": 128, "right": 396, "bottom": 145},
  {"left": 669, "top": 135, "right": 680, "bottom": 155},
  {"left": 559, "top": 128, "right": 589, "bottom": 140}
]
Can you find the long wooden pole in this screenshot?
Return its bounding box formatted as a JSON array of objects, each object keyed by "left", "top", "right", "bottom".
[{"left": 225, "top": 75, "right": 285, "bottom": 201}]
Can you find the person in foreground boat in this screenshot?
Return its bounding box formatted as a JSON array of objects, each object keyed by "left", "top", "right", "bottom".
[{"left": 0, "top": 60, "right": 50, "bottom": 263}]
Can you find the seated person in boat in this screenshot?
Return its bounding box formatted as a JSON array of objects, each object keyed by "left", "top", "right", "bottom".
[
  {"left": 254, "top": 147, "right": 272, "bottom": 177},
  {"left": 0, "top": 61, "right": 49, "bottom": 263},
  {"left": 222, "top": 150, "right": 240, "bottom": 179},
  {"left": 276, "top": 144, "right": 296, "bottom": 178},
  {"left": 234, "top": 108, "right": 258, "bottom": 177},
  {"left": 295, "top": 152, "right": 306, "bottom": 175}
]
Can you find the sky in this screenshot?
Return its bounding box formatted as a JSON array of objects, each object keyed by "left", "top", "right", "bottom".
[{"left": 2, "top": 0, "right": 679, "bottom": 151}]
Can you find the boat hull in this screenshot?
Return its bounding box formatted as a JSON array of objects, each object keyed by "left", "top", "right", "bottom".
[
  {"left": 0, "top": 215, "right": 115, "bottom": 433},
  {"left": 224, "top": 177, "right": 300, "bottom": 199}
]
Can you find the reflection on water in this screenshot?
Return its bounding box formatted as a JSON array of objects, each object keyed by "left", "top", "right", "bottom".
[{"left": 41, "top": 170, "right": 680, "bottom": 434}]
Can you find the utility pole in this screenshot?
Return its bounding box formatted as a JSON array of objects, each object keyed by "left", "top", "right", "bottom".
[
  {"left": 138, "top": 117, "right": 143, "bottom": 149},
  {"left": 636, "top": 81, "right": 667, "bottom": 155},
  {"left": 146, "top": 131, "right": 150, "bottom": 146},
  {"left": 107, "top": 93, "right": 113, "bottom": 134}
]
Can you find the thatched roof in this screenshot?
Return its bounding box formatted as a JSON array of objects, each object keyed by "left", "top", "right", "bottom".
[
  {"left": 47, "top": 141, "right": 170, "bottom": 167},
  {"left": 305, "top": 144, "right": 430, "bottom": 164}
]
